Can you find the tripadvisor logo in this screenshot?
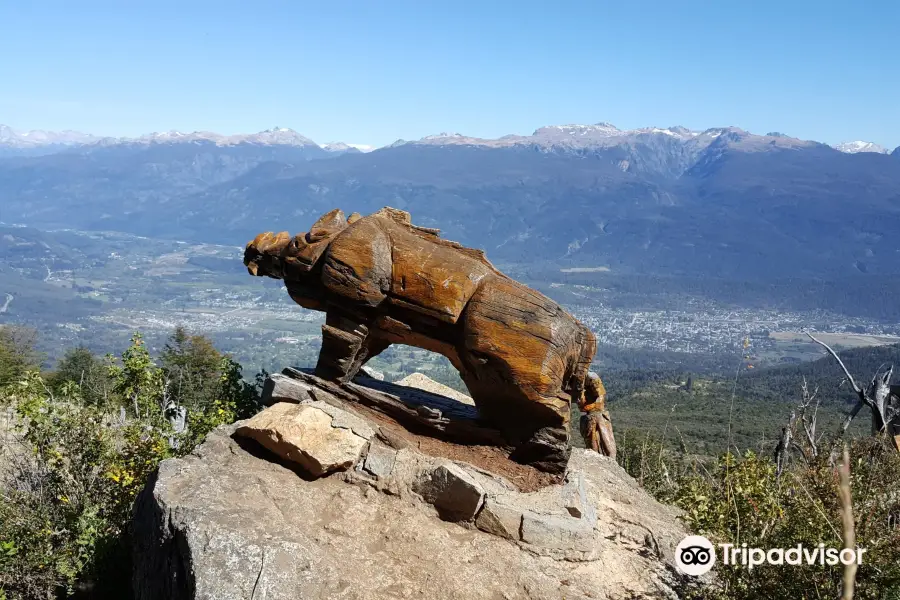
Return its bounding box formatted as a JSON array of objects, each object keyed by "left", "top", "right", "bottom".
[
  {"left": 676, "top": 536, "right": 716, "bottom": 576},
  {"left": 675, "top": 535, "right": 867, "bottom": 576}
]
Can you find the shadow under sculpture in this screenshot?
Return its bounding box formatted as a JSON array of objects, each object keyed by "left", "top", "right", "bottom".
[{"left": 244, "top": 207, "right": 616, "bottom": 473}]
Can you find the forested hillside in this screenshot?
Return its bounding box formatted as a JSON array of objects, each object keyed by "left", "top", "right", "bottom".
[{"left": 608, "top": 342, "right": 900, "bottom": 458}]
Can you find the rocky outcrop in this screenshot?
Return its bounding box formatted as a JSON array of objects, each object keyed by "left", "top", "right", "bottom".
[{"left": 133, "top": 377, "right": 688, "bottom": 600}]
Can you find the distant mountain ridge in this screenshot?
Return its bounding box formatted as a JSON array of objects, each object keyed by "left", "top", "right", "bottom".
[
  {"left": 1, "top": 119, "right": 899, "bottom": 282},
  {"left": 1, "top": 121, "right": 897, "bottom": 157},
  {"left": 0, "top": 124, "right": 363, "bottom": 157},
  {"left": 116, "top": 127, "right": 320, "bottom": 148},
  {"left": 0, "top": 124, "right": 100, "bottom": 147}
]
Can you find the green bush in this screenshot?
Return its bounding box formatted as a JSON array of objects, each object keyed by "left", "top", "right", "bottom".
[
  {"left": 615, "top": 428, "right": 690, "bottom": 501},
  {"left": 0, "top": 327, "right": 42, "bottom": 389},
  {"left": 0, "top": 330, "right": 262, "bottom": 599},
  {"left": 623, "top": 438, "right": 900, "bottom": 599}
]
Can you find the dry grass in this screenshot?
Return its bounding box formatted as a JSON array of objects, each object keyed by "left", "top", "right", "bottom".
[{"left": 769, "top": 331, "right": 900, "bottom": 349}]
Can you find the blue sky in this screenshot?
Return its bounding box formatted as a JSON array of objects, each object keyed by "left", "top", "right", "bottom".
[{"left": 1, "top": 0, "right": 897, "bottom": 148}]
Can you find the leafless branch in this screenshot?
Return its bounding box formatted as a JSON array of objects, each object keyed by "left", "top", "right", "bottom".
[
  {"left": 806, "top": 332, "right": 884, "bottom": 435},
  {"left": 798, "top": 378, "right": 821, "bottom": 457},
  {"left": 776, "top": 378, "right": 825, "bottom": 474},
  {"left": 806, "top": 332, "right": 862, "bottom": 394}
]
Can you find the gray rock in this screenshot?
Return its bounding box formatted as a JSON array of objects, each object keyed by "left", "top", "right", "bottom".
[
  {"left": 306, "top": 399, "right": 375, "bottom": 440},
  {"left": 261, "top": 373, "right": 313, "bottom": 405},
  {"left": 561, "top": 470, "right": 596, "bottom": 524},
  {"left": 234, "top": 403, "right": 367, "bottom": 477},
  {"left": 133, "top": 425, "right": 684, "bottom": 600},
  {"left": 520, "top": 511, "right": 596, "bottom": 552},
  {"left": 363, "top": 441, "right": 397, "bottom": 479},
  {"left": 414, "top": 462, "right": 485, "bottom": 521},
  {"left": 455, "top": 463, "right": 517, "bottom": 495},
  {"left": 473, "top": 473, "right": 596, "bottom": 547},
  {"left": 390, "top": 447, "right": 434, "bottom": 484},
  {"left": 567, "top": 449, "right": 686, "bottom": 563},
  {"left": 475, "top": 497, "right": 522, "bottom": 540}
]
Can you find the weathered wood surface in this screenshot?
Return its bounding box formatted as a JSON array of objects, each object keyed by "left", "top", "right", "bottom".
[{"left": 244, "top": 207, "right": 615, "bottom": 473}]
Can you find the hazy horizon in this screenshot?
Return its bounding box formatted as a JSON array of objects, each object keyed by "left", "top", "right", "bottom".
[{"left": 1, "top": 1, "right": 898, "bottom": 149}]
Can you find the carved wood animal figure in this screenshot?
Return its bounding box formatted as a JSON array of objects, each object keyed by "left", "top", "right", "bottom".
[{"left": 244, "top": 207, "right": 615, "bottom": 472}]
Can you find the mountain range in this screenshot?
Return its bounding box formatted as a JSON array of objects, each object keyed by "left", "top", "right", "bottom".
[
  {"left": 0, "top": 124, "right": 375, "bottom": 158},
  {"left": 1, "top": 121, "right": 899, "bottom": 283},
  {"left": 1, "top": 122, "right": 896, "bottom": 156}
]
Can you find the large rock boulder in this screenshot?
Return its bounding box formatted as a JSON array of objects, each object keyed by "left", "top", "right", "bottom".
[
  {"left": 133, "top": 417, "right": 689, "bottom": 599},
  {"left": 235, "top": 402, "right": 370, "bottom": 477}
]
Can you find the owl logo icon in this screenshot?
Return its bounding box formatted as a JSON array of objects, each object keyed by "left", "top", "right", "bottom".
[{"left": 676, "top": 536, "right": 716, "bottom": 576}]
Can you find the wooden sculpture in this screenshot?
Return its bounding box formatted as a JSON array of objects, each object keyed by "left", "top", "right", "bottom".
[{"left": 244, "top": 207, "right": 616, "bottom": 473}]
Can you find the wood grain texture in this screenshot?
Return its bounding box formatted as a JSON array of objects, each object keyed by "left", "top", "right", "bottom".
[{"left": 244, "top": 207, "right": 615, "bottom": 473}]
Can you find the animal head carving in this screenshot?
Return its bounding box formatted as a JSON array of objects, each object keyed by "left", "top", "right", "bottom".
[
  {"left": 244, "top": 231, "right": 292, "bottom": 279},
  {"left": 244, "top": 208, "right": 353, "bottom": 279}
]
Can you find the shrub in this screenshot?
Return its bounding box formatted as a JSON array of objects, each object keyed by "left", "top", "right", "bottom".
[
  {"left": 627, "top": 438, "right": 900, "bottom": 599},
  {"left": 0, "top": 331, "right": 261, "bottom": 599},
  {"left": 0, "top": 326, "right": 42, "bottom": 389}
]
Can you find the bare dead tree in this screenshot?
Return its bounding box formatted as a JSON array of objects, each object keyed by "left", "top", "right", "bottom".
[
  {"left": 775, "top": 377, "right": 824, "bottom": 479},
  {"left": 794, "top": 378, "right": 823, "bottom": 461},
  {"left": 774, "top": 415, "right": 794, "bottom": 480},
  {"left": 805, "top": 333, "right": 900, "bottom": 446}
]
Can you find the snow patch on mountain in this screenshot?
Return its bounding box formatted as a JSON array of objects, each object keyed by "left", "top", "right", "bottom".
[
  {"left": 323, "top": 142, "right": 375, "bottom": 153},
  {"left": 833, "top": 141, "right": 889, "bottom": 154},
  {"left": 0, "top": 125, "right": 322, "bottom": 149},
  {"left": 0, "top": 124, "right": 100, "bottom": 147}
]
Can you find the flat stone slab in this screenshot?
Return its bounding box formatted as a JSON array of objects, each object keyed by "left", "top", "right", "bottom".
[
  {"left": 356, "top": 366, "right": 385, "bottom": 381},
  {"left": 305, "top": 398, "right": 376, "bottom": 440},
  {"left": 235, "top": 403, "right": 367, "bottom": 477}
]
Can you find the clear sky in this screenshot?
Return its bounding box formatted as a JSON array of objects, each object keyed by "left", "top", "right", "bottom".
[{"left": 1, "top": 0, "right": 897, "bottom": 149}]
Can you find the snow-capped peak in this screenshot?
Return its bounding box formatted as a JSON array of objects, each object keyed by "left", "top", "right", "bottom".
[
  {"left": 322, "top": 142, "right": 376, "bottom": 153},
  {"left": 0, "top": 124, "right": 100, "bottom": 147},
  {"left": 833, "top": 141, "right": 889, "bottom": 154},
  {"left": 423, "top": 132, "right": 465, "bottom": 140},
  {"left": 119, "top": 127, "right": 319, "bottom": 147},
  {"left": 140, "top": 131, "right": 188, "bottom": 141},
  {"left": 533, "top": 123, "right": 622, "bottom": 138},
  {"left": 532, "top": 123, "right": 704, "bottom": 141},
  {"left": 245, "top": 127, "right": 318, "bottom": 146}
]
